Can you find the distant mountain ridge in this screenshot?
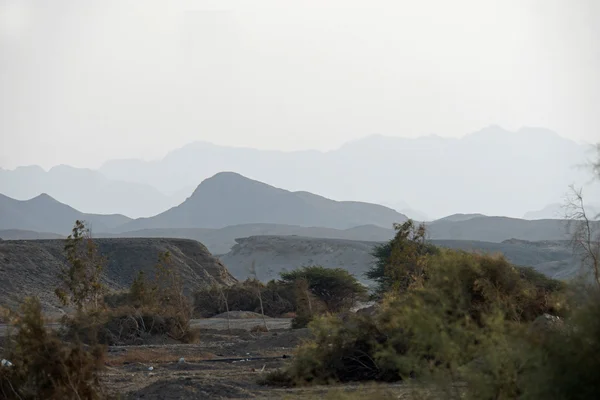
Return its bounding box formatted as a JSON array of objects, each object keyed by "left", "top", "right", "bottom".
[
  {"left": 115, "top": 172, "right": 408, "bottom": 231},
  {"left": 98, "top": 126, "right": 599, "bottom": 218},
  {"left": 3, "top": 174, "right": 597, "bottom": 256},
  {"left": 524, "top": 203, "right": 600, "bottom": 220},
  {"left": 2, "top": 126, "right": 597, "bottom": 219},
  {"left": 0, "top": 193, "right": 131, "bottom": 235},
  {"left": 0, "top": 164, "right": 187, "bottom": 218}
]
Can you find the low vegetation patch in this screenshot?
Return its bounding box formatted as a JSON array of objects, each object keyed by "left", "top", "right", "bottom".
[
  {"left": 57, "top": 221, "right": 198, "bottom": 346},
  {"left": 194, "top": 266, "right": 367, "bottom": 330},
  {"left": 0, "top": 297, "right": 106, "bottom": 400},
  {"left": 263, "top": 221, "right": 585, "bottom": 399}
]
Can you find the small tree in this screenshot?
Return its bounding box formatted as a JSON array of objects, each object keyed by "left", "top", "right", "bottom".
[
  {"left": 129, "top": 270, "right": 158, "bottom": 309},
  {"left": 154, "top": 251, "right": 192, "bottom": 320},
  {"left": 249, "top": 261, "right": 269, "bottom": 331},
  {"left": 218, "top": 285, "right": 231, "bottom": 333},
  {"left": 280, "top": 266, "right": 368, "bottom": 313},
  {"left": 565, "top": 186, "right": 600, "bottom": 289},
  {"left": 366, "top": 220, "right": 438, "bottom": 295},
  {"left": 55, "top": 220, "right": 106, "bottom": 312}
]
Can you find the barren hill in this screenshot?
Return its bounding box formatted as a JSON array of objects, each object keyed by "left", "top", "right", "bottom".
[
  {"left": 108, "top": 216, "right": 586, "bottom": 256},
  {"left": 115, "top": 172, "right": 407, "bottom": 231},
  {"left": 220, "top": 235, "right": 579, "bottom": 284},
  {"left": 0, "top": 193, "right": 131, "bottom": 235},
  {"left": 0, "top": 238, "right": 236, "bottom": 315}
]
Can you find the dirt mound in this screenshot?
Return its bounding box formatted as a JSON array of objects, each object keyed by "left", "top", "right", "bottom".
[
  {"left": 0, "top": 238, "right": 237, "bottom": 315},
  {"left": 212, "top": 311, "right": 271, "bottom": 319}
]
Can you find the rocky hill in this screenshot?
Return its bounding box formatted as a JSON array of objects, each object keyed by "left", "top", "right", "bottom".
[
  {"left": 0, "top": 238, "right": 236, "bottom": 315},
  {"left": 220, "top": 235, "right": 580, "bottom": 284}
]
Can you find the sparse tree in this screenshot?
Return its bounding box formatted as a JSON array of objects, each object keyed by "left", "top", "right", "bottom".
[
  {"left": 129, "top": 270, "right": 158, "bottom": 309},
  {"left": 154, "top": 251, "right": 190, "bottom": 314},
  {"left": 564, "top": 145, "right": 600, "bottom": 289},
  {"left": 55, "top": 220, "right": 106, "bottom": 312},
  {"left": 366, "top": 220, "right": 438, "bottom": 295},
  {"left": 280, "top": 266, "right": 368, "bottom": 313},
  {"left": 249, "top": 261, "right": 269, "bottom": 331},
  {"left": 218, "top": 285, "right": 231, "bottom": 333}
]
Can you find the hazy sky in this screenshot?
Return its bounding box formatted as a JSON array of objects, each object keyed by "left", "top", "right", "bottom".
[{"left": 0, "top": 0, "right": 598, "bottom": 169}]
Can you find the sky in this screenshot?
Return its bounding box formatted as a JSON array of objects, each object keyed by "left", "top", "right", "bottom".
[{"left": 0, "top": 0, "right": 599, "bottom": 169}]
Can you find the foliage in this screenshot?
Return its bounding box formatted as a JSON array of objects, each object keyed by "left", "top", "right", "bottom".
[
  {"left": 518, "top": 288, "right": 600, "bottom": 400},
  {"left": 63, "top": 251, "right": 197, "bottom": 345},
  {"left": 129, "top": 270, "right": 159, "bottom": 309},
  {"left": 290, "top": 277, "right": 322, "bottom": 328},
  {"left": 0, "top": 297, "right": 106, "bottom": 400},
  {"left": 280, "top": 266, "right": 368, "bottom": 313},
  {"left": 268, "top": 245, "right": 567, "bottom": 393},
  {"left": 55, "top": 220, "right": 107, "bottom": 312},
  {"left": 366, "top": 220, "right": 439, "bottom": 296},
  {"left": 194, "top": 279, "right": 295, "bottom": 318}
]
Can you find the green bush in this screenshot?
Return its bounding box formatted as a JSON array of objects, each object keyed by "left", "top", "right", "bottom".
[
  {"left": 366, "top": 220, "right": 439, "bottom": 296},
  {"left": 518, "top": 288, "right": 600, "bottom": 400},
  {"left": 280, "top": 266, "right": 368, "bottom": 313},
  {"left": 267, "top": 248, "right": 566, "bottom": 390}
]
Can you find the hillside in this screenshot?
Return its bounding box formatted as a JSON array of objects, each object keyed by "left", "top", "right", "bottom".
[
  {"left": 111, "top": 216, "right": 589, "bottom": 255},
  {"left": 219, "top": 235, "right": 580, "bottom": 284},
  {"left": 0, "top": 229, "right": 64, "bottom": 240},
  {"left": 0, "top": 193, "right": 131, "bottom": 235},
  {"left": 115, "top": 172, "right": 407, "bottom": 231},
  {"left": 426, "top": 216, "right": 598, "bottom": 242},
  {"left": 523, "top": 203, "right": 600, "bottom": 220},
  {"left": 0, "top": 238, "right": 236, "bottom": 315},
  {"left": 434, "top": 213, "right": 487, "bottom": 223}
]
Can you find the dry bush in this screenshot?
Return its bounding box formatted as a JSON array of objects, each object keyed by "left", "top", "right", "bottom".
[
  {"left": 0, "top": 305, "right": 10, "bottom": 324},
  {"left": 0, "top": 297, "right": 106, "bottom": 400},
  {"left": 250, "top": 324, "right": 269, "bottom": 333},
  {"left": 64, "top": 251, "right": 198, "bottom": 345},
  {"left": 63, "top": 306, "right": 199, "bottom": 346}
]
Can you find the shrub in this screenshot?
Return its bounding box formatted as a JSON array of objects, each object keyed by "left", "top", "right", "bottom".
[
  {"left": 194, "top": 279, "right": 295, "bottom": 318},
  {"left": 518, "top": 288, "right": 600, "bottom": 400},
  {"left": 268, "top": 248, "right": 566, "bottom": 389},
  {"left": 0, "top": 297, "right": 106, "bottom": 400},
  {"left": 366, "top": 220, "right": 439, "bottom": 296},
  {"left": 280, "top": 266, "right": 368, "bottom": 313},
  {"left": 55, "top": 220, "right": 107, "bottom": 312},
  {"left": 63, "top": 251, "right": 198, "bottom": 345}
]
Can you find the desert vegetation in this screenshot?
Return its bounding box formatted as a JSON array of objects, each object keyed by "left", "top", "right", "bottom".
[
  {"left": 259, "top": 157, "right": 600, "bottom": 399},
  {"left": 1, "top": 149, "right": 598, "bottom": 398},
  {"left": 0, "top": 221, "right": 202, "bottom": 398},
  {"left": 194, "top": 265, "right": 368, "bottom": 329}
]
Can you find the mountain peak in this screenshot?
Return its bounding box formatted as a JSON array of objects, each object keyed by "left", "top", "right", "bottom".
[{"left": 30, "top": 193, "right": 57, "bottom": 202}]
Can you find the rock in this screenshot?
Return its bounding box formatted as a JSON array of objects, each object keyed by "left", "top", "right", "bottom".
[
  {"left": 530, "top": 313, "right": 564, "bottom": 337},
  {"left": 356, "top": 304, "right": 380, "bottom": 317}
]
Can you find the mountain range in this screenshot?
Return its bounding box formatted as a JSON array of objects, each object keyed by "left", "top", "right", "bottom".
[
  {"left": 1, "top": 126, "right": 599, "bottom": 219},
  {"left": 0, "top": 172, "right": 407, "bottom": 235},
  {"left": 0, "top": 192, "right": 131, "bottom": 235},
  {"left": 2, "top": 171, "right": 598, "bottom": 257}
]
